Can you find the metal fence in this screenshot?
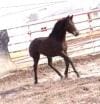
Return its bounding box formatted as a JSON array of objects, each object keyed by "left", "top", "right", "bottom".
[{"left": 7, "top": 8, "right": 100, "bottom": 69}]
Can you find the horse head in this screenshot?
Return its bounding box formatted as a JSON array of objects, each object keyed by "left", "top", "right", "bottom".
[{"left": 65, "top": 15, "right": 79, "bottom": 36}]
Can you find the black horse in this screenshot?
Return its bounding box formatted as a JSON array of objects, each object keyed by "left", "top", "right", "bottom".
[{"left": 29, "top": 15, "right": 80, "bottom": 84}]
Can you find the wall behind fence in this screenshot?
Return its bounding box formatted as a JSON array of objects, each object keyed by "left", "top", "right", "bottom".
[{"left": 7, "top": 9, "right": 100, "bottom": 69}]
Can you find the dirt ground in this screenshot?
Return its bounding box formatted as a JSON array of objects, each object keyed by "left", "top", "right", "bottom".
[{"left": 0, "top": 54, "right": 100, "bottom": 104}]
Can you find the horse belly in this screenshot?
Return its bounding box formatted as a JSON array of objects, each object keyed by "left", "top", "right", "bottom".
[{"left": 39, "top": 40, "right": 62, "bottom": 57}]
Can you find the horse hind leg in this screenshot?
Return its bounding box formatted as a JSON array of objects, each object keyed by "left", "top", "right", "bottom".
[
  {"left": 32, "top": 53, "right": 40, "bottom": 84},
  {"left": 47, "top": 57, "right": 63, "bottom": 79}
]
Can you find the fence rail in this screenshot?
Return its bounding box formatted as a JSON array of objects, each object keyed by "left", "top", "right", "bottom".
[{"left": 7, "top": 8, "right": 100, "bottom": 69}]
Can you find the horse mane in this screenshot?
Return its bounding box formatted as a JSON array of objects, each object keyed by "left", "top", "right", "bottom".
[{"left": 49, "top": 17, "right": 67, "bottom": 41}]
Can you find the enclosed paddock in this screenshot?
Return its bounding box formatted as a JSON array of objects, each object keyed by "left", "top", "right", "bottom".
[{"left": 0, "top": 8, "right": 100, "bottom": 104}]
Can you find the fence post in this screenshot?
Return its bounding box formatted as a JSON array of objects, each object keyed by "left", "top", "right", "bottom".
[
  {"left": 87, "top": 13, "right": 93, "bottom": 31},
  {"left": 87, "top": 12, "right": 95, "bottom": 58}
]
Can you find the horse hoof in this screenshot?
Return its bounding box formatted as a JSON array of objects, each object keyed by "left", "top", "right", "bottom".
[
  {"left": 77, "top": 74, "right": 80, "bottom": 78},
  {"left": 60, "top": 76, "right": 63, "bottom": 80},
  {"left": 34, "top": 81, "right": 38, "bottom": 84}
]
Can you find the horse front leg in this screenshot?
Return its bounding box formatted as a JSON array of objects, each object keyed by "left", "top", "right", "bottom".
[
  {"left": 47, "top": 57, "right": 63, "bottom": 79},
  {"left": 60, "top": 52, "right": 80, "bottom": 78},
  {"left": 63, "top": 58, "right": 69, "bottom": 78},
  {"left": 69, "top": 57, "right": 80, "bottom": 77}
]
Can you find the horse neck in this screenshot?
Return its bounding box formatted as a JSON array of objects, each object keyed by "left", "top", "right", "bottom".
[{"left": 49, "top": 28, "right": 66, "bottom": 43}]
